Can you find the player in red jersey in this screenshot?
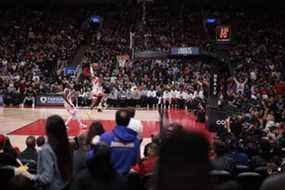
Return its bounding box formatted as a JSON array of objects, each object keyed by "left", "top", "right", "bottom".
[{"left": 90, "top": 64, "right": 106, "bottom": 111}]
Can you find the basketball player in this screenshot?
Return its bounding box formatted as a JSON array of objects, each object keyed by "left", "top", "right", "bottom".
[
  {"left": 90, "top": 64, "right": 106, "bottom": 111},
  {"left": 63, "top": 85, "right": 87, "bottom": 129}
]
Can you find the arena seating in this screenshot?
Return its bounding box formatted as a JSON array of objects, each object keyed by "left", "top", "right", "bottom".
[{"left": 0, "top": 1, "right": 285, "bottom": 190}]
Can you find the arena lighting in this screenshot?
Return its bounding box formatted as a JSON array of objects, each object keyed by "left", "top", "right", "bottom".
[
  {"left": 207, "top": 18, "right": 217, "bottom": 24},
  {"left": 89, "top": 15, "right": 102, "bottom": 29},
  {"left": 90, "top": 16, "right": 100, "bottom": 24}
]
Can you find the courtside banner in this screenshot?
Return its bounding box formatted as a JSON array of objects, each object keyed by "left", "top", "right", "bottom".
[
  {"left": 0, "top": 95, "right": 3, "bottom": 105},
  {"left": 134, "top": 50, "right": 168, "bottom": 59},
  {"left": 36, "top": 95, "right": 64, "bottom": 106},
  {"left": 207, "top": 108, "right": 228, "bottom": 133},
  {"left": 170, "top": 47, "right": 200, "bottom": 56}
]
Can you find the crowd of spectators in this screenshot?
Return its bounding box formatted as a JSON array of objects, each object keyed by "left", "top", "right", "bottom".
[
  {"left": 0, "top": 110, "right": 151, "bottom": 190},
  {"left": 0, "top": 2, "right": 285, "bottom": 190},
  {"left": 0, "top": 6, "right": 284, "bottom": 113},
  {"left": 0, "top": 8, "right": 83, "bottom": 105},
  {"left": 1, "top": 109, "right": 285, "bottom": 190}
]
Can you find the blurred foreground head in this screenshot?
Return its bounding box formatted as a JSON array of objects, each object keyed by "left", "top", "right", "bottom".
[
  {"left": 46, "top": 115, "right": 73, "bottom": 181},
  {"left": 116, "top": 109, "right": 131, "bottom": 126},
  {"left": 87, "top": 142, "right": 114, "bottom": 180},
  {"left": 154, "top": 128, "right": 212, "bottom": 190}
]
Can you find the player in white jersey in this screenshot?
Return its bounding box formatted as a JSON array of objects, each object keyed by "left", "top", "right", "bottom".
[
  {"left": 90, "top": 64, "right": 105, "bottom": 111},
  {"left": 63, "top": 86, "right": 87, "bottom": 129}
]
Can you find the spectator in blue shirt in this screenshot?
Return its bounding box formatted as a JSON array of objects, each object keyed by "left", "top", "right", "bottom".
[{"left": 100, "top": 109, "right": 140, "bottom": 175}]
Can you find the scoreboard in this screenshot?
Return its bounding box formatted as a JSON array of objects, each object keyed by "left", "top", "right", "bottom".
[{"left": 216, "top": 26, "right": 231, "bottom": 42}]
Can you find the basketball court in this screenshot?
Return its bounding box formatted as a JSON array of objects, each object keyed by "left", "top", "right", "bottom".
[{"left": 0, "top": 107, "right": 206, "bottom": 150}]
